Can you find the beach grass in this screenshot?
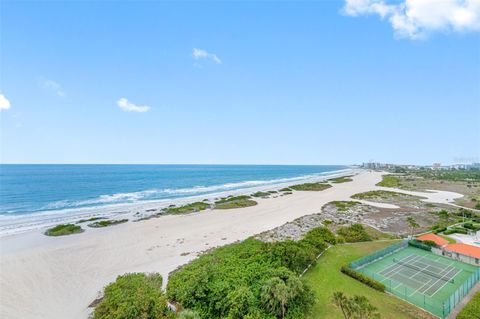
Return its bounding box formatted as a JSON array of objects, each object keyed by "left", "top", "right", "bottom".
[
  {"left": 329, "top": 176, "right": 353, "bottom": 183},
  {"left": 290, "top": 182, "right": 332, "bottom": 191},
  {"left": 163, "top": 202, "right": 210, "bottom": 214},
  {"left": 45, "top": 224, "right": 84, "bottom": 236},
  {"left": 251, "top": 191, "right": 271, "bottom": 198},
  {"left": 88, "top": 219, "right": 128, "bottom": 228},
  {"left": 351, "top": 190, "right": 412, "bottom": 200},
  {"left": 303, "top": 241, "right": 433, "bottom": 319},
  {"left": 214, "top": 195, "right": 257, "bottom": 209},
  {"left": 329, "top": 200, "right": 360, "bottom": 212},
  {"left": 77, "top": 217, "right": 106, "bottom": 224},
  {"left": 376, "top": 175, "right": 402, "bottom": 187}
]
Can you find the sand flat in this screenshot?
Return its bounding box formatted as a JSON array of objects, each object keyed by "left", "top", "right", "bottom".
[{"left": 0, "top": 170, "right": 460, "bottom": 319}]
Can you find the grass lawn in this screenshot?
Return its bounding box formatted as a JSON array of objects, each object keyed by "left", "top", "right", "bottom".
[{"left": 303, "top": 241, "right": 435, "bottom": 319}]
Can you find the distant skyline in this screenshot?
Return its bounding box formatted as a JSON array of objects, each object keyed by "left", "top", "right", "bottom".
[{"left": 1, "top": 1, "right": 479, "bottom": 165}]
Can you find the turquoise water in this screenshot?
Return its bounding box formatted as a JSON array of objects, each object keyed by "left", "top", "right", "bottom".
[{"left": 0, "top": 164, "right": 347, "bottom": 217}]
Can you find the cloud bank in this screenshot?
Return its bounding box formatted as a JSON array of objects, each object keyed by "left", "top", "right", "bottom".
[
  {"left": 192, "top": 48, "right": 222, "bottom": 64},
  {"left": 117, "top": 98, "right": 151, "bottom": 113},
  {"left": 0, "top": 94, "right": 11, "bottom": 111},
  {"left": 342, "top": 0, "right": 480, "bottom": 39}
]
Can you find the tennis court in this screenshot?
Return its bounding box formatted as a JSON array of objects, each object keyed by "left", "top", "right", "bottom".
[{"left": 352, "top": 243, "right": 479, "bottom": 318}]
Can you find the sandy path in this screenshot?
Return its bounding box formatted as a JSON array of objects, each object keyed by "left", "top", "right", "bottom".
[{"left": 0, "top": 171, "right": 464, "bottom": 319}]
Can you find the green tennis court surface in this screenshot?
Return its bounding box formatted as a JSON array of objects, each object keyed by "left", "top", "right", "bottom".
[{"left": 356, "top": 246, "right": 478, "bottom": 318}]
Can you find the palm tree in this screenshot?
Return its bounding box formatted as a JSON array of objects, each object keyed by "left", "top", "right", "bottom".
[
  {"left": 332, "top": 291, "right": 350, "bottom": 319},
  {"left": 406, "top": 216, "right": 419, "bottom": 237},
  {"left": 260, "top": 275, "right": 303, "bottom": 319}
]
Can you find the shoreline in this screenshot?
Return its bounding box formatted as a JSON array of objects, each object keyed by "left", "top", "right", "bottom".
[
  {"left": 0, "top": 168, "right": 357, "bottom": 237},
  {"left": 0, "top": 170, "right": 465, "bottom": 319}
]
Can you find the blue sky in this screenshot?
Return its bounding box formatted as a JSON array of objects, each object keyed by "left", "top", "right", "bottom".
[{"left": 0, "top": 1, "right": 479, "bottom": 165}]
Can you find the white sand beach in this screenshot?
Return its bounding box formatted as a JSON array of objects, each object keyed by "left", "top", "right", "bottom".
[{"left": 0, "top": 170, "right": 464, "bottom": 319}]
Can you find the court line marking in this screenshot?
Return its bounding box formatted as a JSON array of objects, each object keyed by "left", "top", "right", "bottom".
[
  {"left": 428, "top": 263, "right": 462, "bottom": 298},
  {"left": 422, "top": 266, "right": 459, "bottom": 297},
  {"left": 408, "top": 258, "right": 456, "bottom": 297},
  {"left": 380, "top": 254, "right": 420, "bottom": 277},
  {"left": 418, "top": 260, "right": 456, "bottom": 295}
]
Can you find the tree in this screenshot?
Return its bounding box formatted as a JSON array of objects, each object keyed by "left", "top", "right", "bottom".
[
  {"left": 93, "top": 273, "right": 172, "bottom": 319},
  {"left": 406, "top": 216, "right": 419, "bottom": 237},
  {"left": 438, "top": 210, "right": 449, "bottom": 226},
  {"left": 332, "top": 292, "right": 380, "bottom": 319},
  {"left": 260, "top": 274, "right": 303, "bottom": 319},
  {"left": 332, "top": 291, "right": 351, "bottom": 319}
]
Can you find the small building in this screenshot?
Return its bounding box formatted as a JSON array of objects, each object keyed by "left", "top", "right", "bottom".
[
  {"left": 416, "top": 233, "right": 449, "bottom": 248},
  {"left": 444, "top": 243, "right": 480, "bottom": 266}
]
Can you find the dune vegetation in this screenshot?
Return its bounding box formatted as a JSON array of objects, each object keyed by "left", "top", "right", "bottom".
[
  {"left": 329, "top": 176, "right": 353, "bottom": 183},
  {"left": 88, "top": 219, "right": 128, "bottom": 228},
  {"left": 163, "top": 202, "right": 211, "bottom": 214},
  {"left": 289, "top": 182, "right": 332, "bottom": 191},
  {"left": 166, "top": 227, "right": 337, "bottom": 318},
  {"left": 214, "top": 195, "right": 258, "bottom": 209},
  {"left": 376, "top": 175, "right": 402, "bottom": 188},
  {"left": 44, "top": 223, "right": 84, "bottom": 236}
]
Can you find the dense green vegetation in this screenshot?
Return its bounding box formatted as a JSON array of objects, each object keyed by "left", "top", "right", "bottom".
[
  {"left": 77, "top": 217, "right": 105, "bottom": 223},
  {"left": 289, "top": 182, "right": 332, "bottom": 191},
  {"left": 329, "top": 201, "right": 360, "bottom": 212},
  {"left": 332, "top": 292, "right": 380, "bottom": 319},
  {"left": 214, "top": 195, "right": 258, "bottom": 209},
  {"left": 457, "top": 291, "right": 480, "bottom": 319},
  {"left": 93, "top": 273, "right": 172, "bottom": 319},
  {"left": 303, "top": 241, "right": 431, "bottom": 319},
  {"left": 408, "top": 240, "right": 432, "bottom": 251},
  {"left": 88, "top": 219, "right": 128, "bottom": 228},
  {"left": 280, "top": 188, "right": 293, "bottom": 192},
  {"left": 167, "top": 227, "right": 336, "bottom": 318},
  {"left": 329, "top": 177, "right": 353, "bottom": 184},
  {"left": 337, "top": 224, "right": 372, "bottom": 243},
  {"left": 351, "top": 190, "right": 407, "bottom": 200},
  {"left": 44, "top": 223, "right": 84, "bottom": 236},
  {"left": 252, "top": 191, "right": 271, "bottom": 198},
  {"left": 163, "top": 202, "right": 211, "bottom": 214},
  {"left": 376, "top": 175, "right": 401, "bottom": 188},
  {"left": 340, "top": 266, "right": 385, "bottom": 292},
  {"left": 409, "top": 169, "right": 480, "bottom": 182}
]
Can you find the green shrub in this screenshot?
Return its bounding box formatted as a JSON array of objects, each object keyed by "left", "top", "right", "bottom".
[
  {"left": 44, "top": 224, "right": 84, "bottom": 236},
  {"left": 163, "top": 202, "right": 210, "bottom": 214},
  {"left": 329, "top": 177, "right": 353, "bottom": 183},
  {"left": 457, "top": 291, "right": 480, "bottom": 319},
  {"left": 167, "top": 238, "right": 316, "bottom": 318},
  {"left": 177, "top": 310, "right": 201, "bottom": 319},
  {"left": 423, "top": 240, "right": 438, "bottom": 247},
  {"left": 289, "top": 182, "right": 331, "bottom": 191},
  {"left": 340, "top": 266, "right": 385, "bottom": 292},
  {"left": 329, "top": 201, "right": 360, "bottom": 212},
  {"left": 351, "top": 190, "right": 405, "bottom": 200},
  {"left": 251, "top": 191, "right": 271, "bottom": 198},
  {"left": 280, "top": 188, "right": 292, "bottom": 192},
  {"left": 337, "top": 224, "right": 372, "bottom": 243},
  {"left": 88, "top": 219, "right": 128, "bottom": 228},
  {"left": 376, "top": 175, "right": 401, "bottom": 187},
  {"left": 214, "top": 196, "right": 257, "bottom": 209},
  {"left": 444, "top": 227, "right": 469, "bottom": 235},
  {"left": 408, "top": 240, "right": 432, "bottom": 251},
  {"left": 93, "top": 273, "right": 172, "bottom": 319},
  {"left": 303, "top": 227, "right": 337, "bottom": 245}
]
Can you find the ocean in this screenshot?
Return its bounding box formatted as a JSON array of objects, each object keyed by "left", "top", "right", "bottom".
[{"left": 0, "top": 164, "right": 349, "bottom": 235}]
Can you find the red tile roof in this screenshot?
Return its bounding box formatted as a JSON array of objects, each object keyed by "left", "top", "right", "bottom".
[
  {"left": 445, "top": 243, "right": 480, "bottom": 259},
  {"left": 416, "top": 233, "right": 449, "bottom": 247}
]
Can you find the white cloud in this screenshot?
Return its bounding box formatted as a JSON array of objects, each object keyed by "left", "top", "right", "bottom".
[
  {"left": 342, "top": 0, "right": 480, "bottom": 39},
  {"left": 192, "top": 48, "right": 222, "bottom": 64},
  {"left": 117, "top": 98, "right": 151, "bottom": 113},
  {"left": 43, "top": 80, "right": 66, "bottom": 97},
  {"left": 0, "top": 93, "right": 11, "bottom": 111}
]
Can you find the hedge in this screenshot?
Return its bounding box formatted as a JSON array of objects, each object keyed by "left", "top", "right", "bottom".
[
  {"left": 408, "top": 239, "right": 432, "bottom": 251},
  {"left": 340, "top": 265, "right": 385, "bottom": 292}
]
